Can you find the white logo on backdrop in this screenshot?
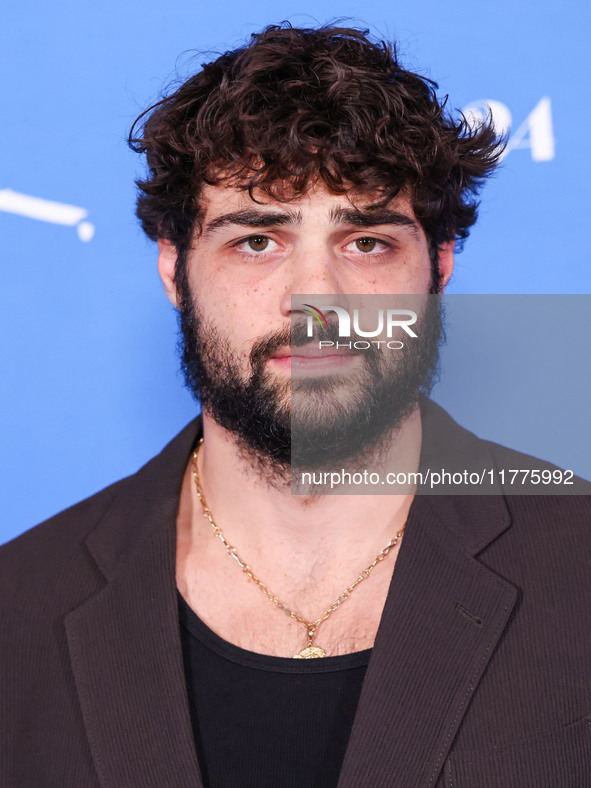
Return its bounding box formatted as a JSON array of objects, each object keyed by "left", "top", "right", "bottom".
[
  {"left": 463, "top": 97, "right": 555, "bottom": 162},
  {"left": 0, "top": 188, "right": 95, "bottom": 241}
]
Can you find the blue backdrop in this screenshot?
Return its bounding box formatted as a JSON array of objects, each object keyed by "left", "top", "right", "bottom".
[{"left": 2, "top": 0, "right": 590, "bottom": 543}]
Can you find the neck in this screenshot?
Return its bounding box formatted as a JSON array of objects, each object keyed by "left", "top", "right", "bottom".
[{"left": 189, "top": 408, "right": 421, "bottom": 565}]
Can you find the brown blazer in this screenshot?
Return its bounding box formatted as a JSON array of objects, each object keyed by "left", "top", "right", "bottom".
[{"left": 1, "top": 403, "right": 591, "bottom": 787}]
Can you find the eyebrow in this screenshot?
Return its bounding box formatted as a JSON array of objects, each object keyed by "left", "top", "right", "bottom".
[
  {"left": 201, "top": 205, "right": 420, "bottom": 237},
  {"left": 329, "top": 207, "right": 420, "bottom": 235},
  {"left": 202, "top": 209, "right": 302, "bottom": 236}
]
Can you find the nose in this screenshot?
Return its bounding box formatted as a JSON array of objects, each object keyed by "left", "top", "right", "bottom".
[{"left": 279, "top": 248, "right": 350, "bottom": 318}]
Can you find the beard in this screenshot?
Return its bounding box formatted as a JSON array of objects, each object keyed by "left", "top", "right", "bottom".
[{"left": 176, "top": 274, "right": 445, "bottom": 487}]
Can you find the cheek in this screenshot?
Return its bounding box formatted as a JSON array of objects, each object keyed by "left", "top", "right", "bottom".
[
  {"left": 185, "top": 256, "right": 284, "bottom": 364},
  {"left": 201, "top": 300, "right": 272, "bottom": 366},
  {"left": 391, "top": 252, "right": 433, "bottom": 294},
  {"left": 349, "top": 260, "right": 432, "bottom": 295},
  {"left": 216, "top": 285, "right": 281, "bottom": 338},
  {"left": 407, "top": 265, "right": 433, "bottom": 294}
]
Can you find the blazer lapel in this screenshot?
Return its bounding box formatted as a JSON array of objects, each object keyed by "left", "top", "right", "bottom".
[
  {"left": 337, "top": 495, "right": 517, "bottom": 788},
  {"left": 64, "top": 419, "right": 204, "bottom": 788},
  {"left": 338, "top": 403, "right": 519, "bottom": 788}
]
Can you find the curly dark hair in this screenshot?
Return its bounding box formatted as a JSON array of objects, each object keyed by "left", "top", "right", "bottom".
[{"left": 129, "top": 23, "right": 503, "bottom": 280}]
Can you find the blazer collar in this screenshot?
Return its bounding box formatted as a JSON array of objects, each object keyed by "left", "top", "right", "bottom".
[
  {"left": 65, "top": 405, "right": 516, "bottom": 788},
  {"left": 65, "top": 416, "right": 205, "bottom": 788},
  {"left": 418, "top": 398, "right": 512, "bottom": 555}
]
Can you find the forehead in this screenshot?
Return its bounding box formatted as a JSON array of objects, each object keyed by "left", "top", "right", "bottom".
[{"left": 198, "top": 181, "right": 418, "bottom": 223}]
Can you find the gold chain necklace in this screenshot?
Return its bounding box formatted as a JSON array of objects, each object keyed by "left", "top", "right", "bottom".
[{"left": 191, "top": 439, "right": 405, "bottom": 659}]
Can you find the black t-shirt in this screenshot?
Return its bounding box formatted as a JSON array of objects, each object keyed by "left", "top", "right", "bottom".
[{"left": 178, "top": 592, "right": 371, "bottom": 788}]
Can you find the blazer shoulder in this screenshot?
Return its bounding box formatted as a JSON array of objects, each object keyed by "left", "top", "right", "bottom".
[
  {"left": 0, "top": 474, "right": 132, "bottom": 610},
  {"left": 482, "top": 437, "right": 583, "bottom": 475},
  {"left": 481, "top": 437, "right": 591, "bottom": 538},
  {"left": 0, "top": 417, "right": 202, "bottom": 614}
]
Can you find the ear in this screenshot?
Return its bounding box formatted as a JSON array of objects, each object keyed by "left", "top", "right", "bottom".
[
  {"left": 157, "top": 239, "right": 179, "bottom": 308},
  {"left": 437, "top": 240, "right": 455, "bottom": 290}
]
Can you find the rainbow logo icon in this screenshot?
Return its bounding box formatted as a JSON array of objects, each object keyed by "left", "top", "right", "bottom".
[{"left": 302, "top": 304, "right": 329, "bottom": 328}]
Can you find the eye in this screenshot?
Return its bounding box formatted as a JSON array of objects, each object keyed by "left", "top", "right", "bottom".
[
  {"left": 355, "top": 238, "right": 378, "bottom": 252},
  {"left": 233, "top": 235, "right": 280, "bottom": 256},
  {"left": 345, "top": 237, "right": 390, "bottom": 255},
  {"left": 246, "top": 235, "right": 271, "bottom": 252}
]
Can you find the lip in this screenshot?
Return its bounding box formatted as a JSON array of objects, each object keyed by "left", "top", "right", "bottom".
[
  {"left": 269, "top": 345, "right": 357, "bottom": 360},
  {"left": 268, "top": 345, "right": 359, "bottom": 372}
]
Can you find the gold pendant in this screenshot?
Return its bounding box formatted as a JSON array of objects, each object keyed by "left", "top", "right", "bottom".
[{"left": 293, "top": 645, "right": 326, "bottom": 659}]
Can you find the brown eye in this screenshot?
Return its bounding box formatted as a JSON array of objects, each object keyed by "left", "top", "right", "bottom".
[
  {"left": 247, "top": 236, "right": 270, "bottom": 252},
  {"left": 355, "top": 238, "right": 377, "bottom": 252}
]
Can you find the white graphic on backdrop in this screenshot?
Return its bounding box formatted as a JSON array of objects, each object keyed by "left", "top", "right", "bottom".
[
  {"left": 463, "top": 97, "right": 555, "bottom": 162},
  {"left": 0, "top": 188, "right": 95, "bottom": 241}
]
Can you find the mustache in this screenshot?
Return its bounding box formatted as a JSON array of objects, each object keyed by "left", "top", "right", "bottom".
[{"left": 249, "top": 318, "right": 383, "bottom": 368}]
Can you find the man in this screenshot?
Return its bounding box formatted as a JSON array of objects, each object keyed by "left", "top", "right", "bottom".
[{"left": 1, "top": 24, "right": 590, "bottom": 788}]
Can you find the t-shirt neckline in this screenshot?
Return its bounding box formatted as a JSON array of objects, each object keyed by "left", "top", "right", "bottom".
[{"left": 177, "top": 589, "right": 372, "bottom": 674}]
